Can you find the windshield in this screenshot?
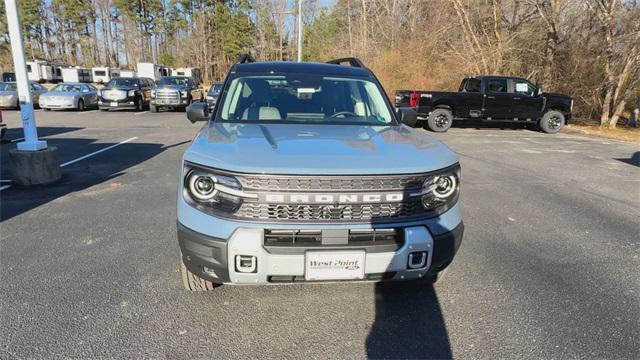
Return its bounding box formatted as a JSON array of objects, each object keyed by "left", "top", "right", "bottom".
[
  {"left": 217, "top": 75, "right": 394, "bottom": 125},
  {"left": 106, "top": 78, "right": 138, "bottom": 87},
  {"left": 51, "top": 84, "right": 82, "bottom": 92},
  {"left": 157, "top": 77, "right": 191, "bottom": 86},
  {"left": 0, "top": 82, "right": 17, "bottom": 91},
  {"left": 209, "top": 83, "right": 222, "bottom": 94}
]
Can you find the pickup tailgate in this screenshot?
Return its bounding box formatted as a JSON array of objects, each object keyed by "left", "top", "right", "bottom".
[{"left": 395, "top": 90, "right": 454, "bottom": 118}]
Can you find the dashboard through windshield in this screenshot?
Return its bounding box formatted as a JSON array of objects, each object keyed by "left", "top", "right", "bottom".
[{"left": 216, "top": 74, "right": 395, "bottom": 125}]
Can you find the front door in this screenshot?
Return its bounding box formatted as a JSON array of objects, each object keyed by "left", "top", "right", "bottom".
[
  {"left": 482, "top": 78, "right": 512, "bottom": 120},
  {"left": 510, "top": 79, "right": 544, "bottom": 121}
]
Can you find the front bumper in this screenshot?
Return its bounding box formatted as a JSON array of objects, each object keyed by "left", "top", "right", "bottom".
[
  {"left": 0, "top": 96, "right": 18, "bottom": 109},
  {"left": 151, "top": 98, "right": 189, "bottom": 106},
  {"left": 41, "top": 100, "right": 76, "bottom": 109},
  {"left": 98, "top": 96, "right": 139, "bottom": 110},
  {"left": 178, "top": 201, "right": 464, "bottom": 285}
]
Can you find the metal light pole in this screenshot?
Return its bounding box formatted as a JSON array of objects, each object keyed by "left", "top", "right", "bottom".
[
  {"left": 5, "top": 0, "right": 60, "bottom": 186},
  {"left": 297, "top": 0, "right": 302, "bottom": 62},
  {"left": 5, "top": 0, "right": 46, "bottom": 151}
]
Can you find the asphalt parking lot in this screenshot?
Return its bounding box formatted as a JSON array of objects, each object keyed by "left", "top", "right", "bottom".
[{"left": 1, "top": 109, "right": 638, "bottom": 359}]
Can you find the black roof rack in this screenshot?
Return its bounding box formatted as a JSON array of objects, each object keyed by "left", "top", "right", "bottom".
[
  {"left": 237, "top": 54, "right": 255, "bottom": 64},
  {"left": 326, "top": 57, "right": 366, "bottom": 68}
]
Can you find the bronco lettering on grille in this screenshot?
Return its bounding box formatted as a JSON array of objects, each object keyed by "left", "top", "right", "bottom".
[{"left": 263, "top": 193, "right": 404, "bottom": 204}]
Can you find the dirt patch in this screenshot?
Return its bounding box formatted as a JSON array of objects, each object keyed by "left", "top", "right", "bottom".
[{"left": 563, "top": 125, "right": 640, "bottom": 143}]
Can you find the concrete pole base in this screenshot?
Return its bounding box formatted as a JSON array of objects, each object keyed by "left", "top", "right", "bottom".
[{"left": 9, "top": 146, "right": 61, "bottom": 186}]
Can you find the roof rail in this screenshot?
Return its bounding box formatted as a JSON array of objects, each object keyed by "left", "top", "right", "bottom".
[
  {"left": 326, "top": 57, "right": 365, "bottom": 68},
  {"left": 237, "top": 54, "right": 255, "bottom": 64}
]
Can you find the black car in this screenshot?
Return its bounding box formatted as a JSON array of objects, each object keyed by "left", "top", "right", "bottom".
[
  {"left": 98, "top": 77, "right": 154, "bottom": 111},
  {"left": 396, "top": 76, "right": 573, "bottom": 133},
  {"left": 205, "top": 82, "right": 222, "bottom": 110},
  {"left": 150, "top": 76, "right": 204, "bottom": 112}
]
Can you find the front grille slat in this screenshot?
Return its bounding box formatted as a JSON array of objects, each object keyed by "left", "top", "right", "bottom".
[{"left": 263, "top": 228, "right": 403, "bottom": 248}]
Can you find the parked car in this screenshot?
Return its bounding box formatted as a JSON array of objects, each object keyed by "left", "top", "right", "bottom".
[
  {"left": 150, "top": 76, "right": 203, "bottom": 112},
  {"left": 0, "top": 110, "right": 6, "bottom": 139},
  {"left": 40, "top": 83, "right": 98, "bottom": 111},
  {"left": 178, "top": 56, "right": 464, "bottom": 290},
  {"left": 97, "top": 77, "right": 153, "bottom": 111},
  {"left": 396, "top": 76, "right": 573, "bottom": 133},
  {"left": 0, "top": 81, "right": 48, "bottom": 109},
  {"left": 205, "top": 82, "right": 222, "bottom": 110},
  {"left": 2, "top": 72, "right": 15, "bottom": 82}
]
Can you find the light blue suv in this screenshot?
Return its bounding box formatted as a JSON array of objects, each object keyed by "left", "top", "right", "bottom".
[{"left": 178, "top": 57, "right": 463, "bottom": 290}]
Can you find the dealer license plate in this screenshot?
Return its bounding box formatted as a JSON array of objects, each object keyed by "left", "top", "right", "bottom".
[
  {"left": 305, "top": 251, "right": 365, "bottom": 281},
  {"left": 110, "top": 102, "right": 118, "bottom": 107}
]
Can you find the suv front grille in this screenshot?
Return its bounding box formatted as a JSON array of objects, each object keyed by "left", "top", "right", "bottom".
[
  {"left": 235, "top": 199, "right": 425, "bottom": 222},
  {"left": 264, "top": 228, "right": 403, "bottom": 248},
  {"left": 238, "top": 175, "right": 428, "bottom": 191}
]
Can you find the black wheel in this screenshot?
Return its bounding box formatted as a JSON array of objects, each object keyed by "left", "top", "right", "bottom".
[
  {"left": 77, "top": 99, "right": 84, "bottom": 111},
  {"left": 150, "top": 104, "right": 158, "bottom": 113},
  {"left": 136, "top": 98, "right": 144, "bottom": 111},
  {"left": 427, "top": 108, "right": 453, "bottom": 132},
  {"left": 539, "top": 110, "right": 565, "bottom": 134},
  {"left": 180, "top": 255, "right": 219, "bottom": 291}
]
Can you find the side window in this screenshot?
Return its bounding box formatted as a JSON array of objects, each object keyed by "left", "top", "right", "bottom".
[
  {"left": 487, "top": 78, "right": 507, "bottom": 93},
  {"left": 464, "top": 78, "right": 481, "bottom": 93},
  {"left": 513, "top": 80, "right": 537, "bottom": 97}
]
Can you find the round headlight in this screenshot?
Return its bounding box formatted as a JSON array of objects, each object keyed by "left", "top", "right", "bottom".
[
  {"left": 180, "top": 91, "right": 188, "bottom": 97},
  {"left": 433, "top": 175, "right": 457, "bottom": 198},
  {"left": 188, "top": 173, "right": 217, "bottom": 201}
]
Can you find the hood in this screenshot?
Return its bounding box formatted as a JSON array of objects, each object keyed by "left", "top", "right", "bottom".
[
  {"left": 102, "top": 85, "right": 136, "bottom": 91},
  {"left": 42, "top": 91, "right": 78, "bottom": 97},
  {"left": 155, "top": 84, "right": 187, "bottom": 91},
  {"left": 0, "top": 90, "right": 17, "bottom": 97},
  {"left": 184, "top": 123, "right": 459, "bottom": 175},
  {"left": 207, "top": 91, "right": 219, "bottom": 97}
]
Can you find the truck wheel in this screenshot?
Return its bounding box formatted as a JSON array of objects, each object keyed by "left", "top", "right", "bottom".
[
  {"left": 539, "top": 110, "right": 565, "bottom": 134},
  {"left": 180, "top": 256, "right": 219, "bottom": 291},
  {"left": 77, "top": 99, "right": 84, "bottom": 111},
  {"left": 150, "top": 104, "right": 158, "bottom": 113},
  {"left": 427, "top": 109, "right": 453, "bottom": 132}
]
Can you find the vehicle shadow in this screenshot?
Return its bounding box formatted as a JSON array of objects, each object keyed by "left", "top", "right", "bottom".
[
  {"left": 615, "top": 151, "right": 639, "bottom": 167},
  {"left": 366, "top": 281, "right": 451, "bottom": 359},
  {"left": 1, "top": 138, "right": 189, "bottom": 221},
  {"left": 444, "top": 120, "right": 538, "bottom": 132},
  {"left": 0, "top": 126, "right": 83, "bottom": 144}
]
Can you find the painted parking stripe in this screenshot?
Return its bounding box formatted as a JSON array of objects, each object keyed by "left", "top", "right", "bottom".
[
  {"left": 59, "top": 136, "right": 138, "bottom": 167},
  {"left": 0, "top": 136, "right": 139, "bottom": 192},
  {"left": 77, "top": 110, "right": 99, "bottom": 114},
  {"left": 133, "top": 111, "right": 149, "bottom": 116}
]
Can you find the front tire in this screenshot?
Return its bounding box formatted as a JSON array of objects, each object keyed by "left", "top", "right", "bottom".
[
  {"left": 150, "top": 104, "right": 158, "bottom": 113},
  {"left": 77, "top": 99, "right": 84, "bottom": 111},
  {"left": 180, "top": 256, "right": 219, "bottom": 291},
  {"left": 427, "top": 108, "right": 453, "bottom": 132},
  {"left": 539, "top": 110, "right": 565, "bottom": 134},
  {"left": 136, "top": 98, "right": 144, "bottom": 112}
]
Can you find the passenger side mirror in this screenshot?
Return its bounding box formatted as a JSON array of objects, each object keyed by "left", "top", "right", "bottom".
[
  {"left": 186, "top": 102, "right": 209, "bottom": 123},
  {"left": 536, "top": 88, "right": 543, "bottom": 97},
  {"left": 397, "top": 108, "right": 418, "bottom": 127}
]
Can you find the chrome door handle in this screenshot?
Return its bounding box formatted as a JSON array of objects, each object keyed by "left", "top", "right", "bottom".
[
  {"left": 513, "top": 97, "right": 521, "bottom": 100},
  {"left": 487, "top": 96, "right": 496, "bottom": 99}
]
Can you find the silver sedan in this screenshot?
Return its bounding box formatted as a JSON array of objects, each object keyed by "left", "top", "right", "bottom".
[
  {"left": 0, "top": 81, "right": 48, "bottom": 109},
  {"left": 40, "top": 83, "right": 99, "bottom": 111}
]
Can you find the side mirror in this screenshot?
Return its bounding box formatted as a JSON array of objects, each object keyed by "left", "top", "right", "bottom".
[
  {"left": 186, "top": 101, "right": 209, "bottom": 123},
  {"left": 397, "top": 108, "right": 418, "bottom": 127},
  {"left": 536, "top": 88, "right": 543, "bottom": 97}
]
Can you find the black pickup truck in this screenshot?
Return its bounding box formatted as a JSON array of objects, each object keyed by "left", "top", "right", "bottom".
[{"left": 396, "top": 76, "right": 573, "bottom": 133}]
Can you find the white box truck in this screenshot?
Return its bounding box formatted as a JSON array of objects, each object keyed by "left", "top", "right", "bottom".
[
  {"left": 119, "top": 70, "right": 136, "bottom": 78},
  {"left": 27, "top": 60, "right": 54, "bottom": 82},
  {"left": 92, "top": 67, "right": 120, "bottom": 84},
  {"left": 61, "top": 68, "right": 93, "bottom": 83},
  {"left": 173, "top": 67, "right": 202, "bottom": 85},
  {"left": 137, "top": 63, "right": 170, "bottom": 81}
]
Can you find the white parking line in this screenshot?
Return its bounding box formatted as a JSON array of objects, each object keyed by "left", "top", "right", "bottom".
[
  {"left": 78, "top": 110, "right": 99, "bottom": 114},
  {"left": 0, "top": 136, "right": 139, "bottom": 192},
  {"left": 60, "top": 136, "right": 138, "bottom": 167},
  {"left": 133, "top": 111, "right": 149, "bottom": 116}
]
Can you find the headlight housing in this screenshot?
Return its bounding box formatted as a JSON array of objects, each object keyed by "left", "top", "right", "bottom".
[
  {"left": 206, "top": 95, "right": 214, "bottom": 100},
  {"left": 180, "top": 91, "right": 188, "bottom": 98},
  {"left": 128, "top": 90, "right": 136, "bottom": 97},
  {"left": 414, "top": 165, "right": 460, "bottom": 213},
  {"left": 150, "top": 90, "right": 156, "bottom": 98},
  {"left": 183, "top": 163, "right": 256, "bottom": 214}
]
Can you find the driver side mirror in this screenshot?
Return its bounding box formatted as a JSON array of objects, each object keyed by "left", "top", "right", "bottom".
[
  {"left": 186, "top": 102, "right": 209, "bottom": 123},
  {"left": 397, "top": 108, "right": 418, "bottom": 127},
  {"left": 536, "top": 88, "right": 543, "bottom": 97}
]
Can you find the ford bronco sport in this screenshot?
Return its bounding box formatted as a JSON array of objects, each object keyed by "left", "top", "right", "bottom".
[{"left": 178, "top": 56, "right": 464, "bottom": 290}]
